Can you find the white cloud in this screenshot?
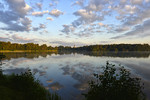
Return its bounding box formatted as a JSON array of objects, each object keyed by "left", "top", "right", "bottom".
[
  {"left": 0, "top": 36, "right": 11, "bottom": 41},
  {"left": 98, "top": 23, "right": 104, "bottom": 26},
  {"left": 124, "top": 8, "right": 150, "bottom": 26},
  {"left": 0, "top": 0, "right": 32, "bottom": 31},
  {"left": 32, "top": 10, "right": 49, "bottom": 17},
  {"left": 124, "top": 5, "right": 137, "bottom": 14},
  {"left": 72, "top": 9, "right": 103, "bottom": 27},
  {"left": 49, "top": 3, "right": 53, "bottom": 7},
  {"left": 112, "top": 19, "right": 150, "bottom": 39},
  {"left": 86, "top": 3, "right": 103, "bottom": 11},
  {"left": 114, "top": 26, "right": 130, "bottom": 33},
  {"left": 50, "top": 40, "right": 86, "bottom": 46},
  {"left": 33, "top": 23, "right": 46, "bottom": 31},
  {"left": 0, "top": 34, "right": 41, "bottom": 43},
  {"left": 40, "top": 24, "right": 46, "bottom": 29},
  {"left": 5, "top": 0, "right": 32, "bottom": 17},
  {"left": 32, "top": 12, "right": 43, "bottom": 16},
  {"left": 72, "top": 0, "right": 85, "bottom": 7},
  {"left": 36, "top": 3, "right": 42, "bottom": 10},
  {"left": 24, "top": 4, "right": 32, "bottom": 12},
  {"left": 61, "top": 24, "right": 75, "bottom": 35},
  {"left": 49, "top": 0, "right": 59, "bottom": 7},
  {"left": 145, "top": 0, "right": 150, "bottom": 2},
  {"left": 69, "top": 0, "right": 150, "bottom": 38},
  {"left": 120, "top": 0, "right": 127, "bottom": 4},
  {"left": 19, "top": 17, "right": 32, "bottom": 31},
  {"left": 131, "top": 0, "right": 143, "bottom": 5},
  {"left": 43, "top": 10, "right": 49, "bottom": 13},
  {"left": 46, "top": 17, "right": 53, "bottom": 21},
  {"left": 49, "top": 9, "right": 64, "bottom": 17},
  {"left": 74, "top": 9, "right": 94, "bottom": 19}
]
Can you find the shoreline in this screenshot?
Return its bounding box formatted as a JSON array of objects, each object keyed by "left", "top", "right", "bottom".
[{"left": 0, "top": 50, "right": 58, "bottom": 53}]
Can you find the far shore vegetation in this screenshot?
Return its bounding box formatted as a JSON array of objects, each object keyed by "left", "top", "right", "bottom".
[
  {"left": 0, "top": 50, "right": 57, "bottom": 53},
  {"left": 0, "top": 41, "right": 150, "bottom": 52}
]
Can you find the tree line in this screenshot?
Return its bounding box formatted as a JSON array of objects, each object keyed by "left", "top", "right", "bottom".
[
  {"left": 74, "top": 44, "right": 150, "bottom": 51},
  {"left": 0, "top": 41, "right": 57, "bottom": 51},
  {"left": 0, "top": 41, "right": 150, "bottom": 51},
  {"left": 58, "top": 44, "right": 150, "bottom": 51}
]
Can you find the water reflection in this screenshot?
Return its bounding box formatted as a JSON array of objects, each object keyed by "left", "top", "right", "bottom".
[
  {"left": 0, "top": 51, "right": 150, "bottom": 61},
  {"left": 48, "top": 82, "right": 64, "bottom": 91},
  {"left": 32, "top": 68, "right": 46, "bottom": 76},
  {"left": 0, "top": 52, "right": 150, "bottom": 100},
  {"left": 4, "top": 68, "right": 29, "bottom": 75},
  {"left": 47, "top": 79, "right": 53, "bottom": 83}
]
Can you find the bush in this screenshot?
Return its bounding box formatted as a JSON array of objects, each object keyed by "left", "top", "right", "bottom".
[
  {"left": 0, "top": 69, "right": 61, "bottom": 100},
  {"left": 84, "top": 62, "right": 146, "bottom": 100}
]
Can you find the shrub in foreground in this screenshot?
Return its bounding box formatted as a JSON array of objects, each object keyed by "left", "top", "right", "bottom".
[
  {"left": 0, "top": 69, "right": 61, "bottom": 100},
  {"left": 84, "top": 62, "right": 146, "bottom": 100}
]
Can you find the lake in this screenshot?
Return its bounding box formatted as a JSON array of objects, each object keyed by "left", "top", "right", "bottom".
[{"left": 0, "top": 52, "right": 150, "bottom": 100}]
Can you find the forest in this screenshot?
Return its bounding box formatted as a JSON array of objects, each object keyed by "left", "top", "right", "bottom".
[{"left": 0, "top": 41, "right": 150, "bottom": 51}]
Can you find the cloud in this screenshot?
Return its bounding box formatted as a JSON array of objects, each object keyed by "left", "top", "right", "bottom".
[
  {"left": 36, "top": 3, "right": 42, "bottom": 10},
  {"left": 145, "top": 0, "right": 150, "bottom": 2},
  {"left": 49, "top": 9, "right": 64, "bottom": 17},
  {"left": 114, "top": 26, "right": 130, "bottom": 33},
  {"left": 62, "top": 0, "right": 150, "bottom": 39},
  {"left": 46, "top": 17, "right": 53, "bottom": 21},
  {"left": 48, "top": 82, "right": 64, "bottom": 91},
  {"left": 5, "top": 0, "right": 32, "bottom": 17},
  {"left": 61, "top": 0, "right": 108, "bottom": 37},
  {"left": 11, "top": 34, "right": 37, "bottom": 43},
  {"left": 49, "top": 3, "right": 54, "bottom": 7},
  {"left": 49, "top": 0, "right": 59, "bottom": 7},
  {"left": 0, "top": 11, "right": 32, "bottom": 31},
  {"left": 32, "top": 10, "right": 49, "bottom": 17},
  {"left": 131, "top": 0, "right": 143, "bottom": 5},
  {"left": 61, "top": 24, "right": 75, "bottom": 35},
  {"left": 0, "top": 2, "right": 4, "bottom": 9},
  {"left": 71, "top": 0, "right": 85, "bottom": 7},
  {"left": 0, "top": 36, "right": 11, "bottom": 41},
  {"left": 124, "top": 8, "right": 150, "bottom": 27},
  {"left": 39, "top": 24, "right": 46, "bottom": 29},
  {"left": 72, "top": 9, "right": 103, "bottom": 27},
  {"left": 0, "top": 0, "right": 32, "bottom": 32},
  {"left": 61, "top": 22, "right": 104, "bottom": 38},
  {"left": 0, "top": 34, "right": 42, "bottom": 43},
  {"left": 111, "top": 19, "right": 150, "bottom": 39},
  {"left": 50, "top": 40, "right": 86, "bottom": 46},
  {"left": 4, "top": 68, "right": 30, "bottom": 75},
  {"left": 99, "top": 41, "right": 112, "bottom": 44},
  {"left": 73, "top": 25, "right": 98, "bottom": 37},
  {"left": 124, "top": 5, "right": 137, "bottom": 14},
  {"left": 33, "top": 23, "right": 46, "bottom": 31},
  {"left": 74, "top": 32, "right": 93, "bottom": 37},
  {"left": 98, "top": 23, "right": 104, "bottom": 26},
  {"left": 19, "top": 17, "right": 32, "bottom": 30}
]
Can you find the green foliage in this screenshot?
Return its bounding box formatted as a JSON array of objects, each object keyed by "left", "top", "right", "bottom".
[
  {"left": 0, "top": 70, "right": 61, "bottom": 100},
  {"left": 0, "top": 41, "right": 57, "bottom": 51},
  {"left": 1, "top": 41, "right": 150, "bottom": 51},
  {"left": 75, "top": 44, "right": 150, "bottom": 51},
  {"left": 84, "top": 62, "right": 146, "bottom": 100}
]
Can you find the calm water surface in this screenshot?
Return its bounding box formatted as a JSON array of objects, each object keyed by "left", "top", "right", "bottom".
[{"left": 1, "top": 52, "right": 150, "bottom": 100}]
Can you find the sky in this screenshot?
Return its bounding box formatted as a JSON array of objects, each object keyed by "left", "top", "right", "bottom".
[{"left": 0, "top": 0, "right": 150, "bottom": 46}]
